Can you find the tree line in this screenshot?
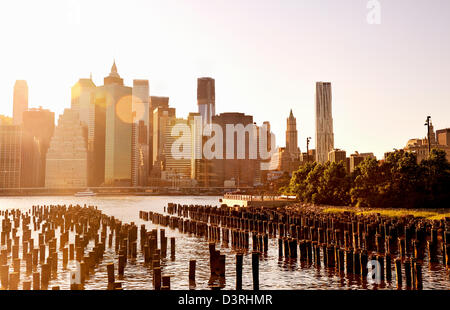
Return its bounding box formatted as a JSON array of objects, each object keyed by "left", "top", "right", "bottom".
[{"left": 281, "top": 149, "right": 450, "bottom": 209}]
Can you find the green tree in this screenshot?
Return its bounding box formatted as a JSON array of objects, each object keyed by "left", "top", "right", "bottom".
[
  {"left": 317, "top": 161, "right": 351, "bottom": 206},
  {"left": 420, "top": 149, "right": 450, "bottom": 208}
]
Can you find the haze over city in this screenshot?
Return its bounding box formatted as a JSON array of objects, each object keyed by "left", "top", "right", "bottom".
[{"left": 1, "top": 0, "right": 450, "bottom": 158}]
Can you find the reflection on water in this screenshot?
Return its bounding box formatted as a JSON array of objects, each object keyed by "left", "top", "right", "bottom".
[{"left": 0, "top": 196, "right": 449, "bottom": 290}]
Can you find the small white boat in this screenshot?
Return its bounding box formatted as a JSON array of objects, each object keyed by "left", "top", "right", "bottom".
[{"left": 74, "top": 189, "right": 97, "bottom": 197}]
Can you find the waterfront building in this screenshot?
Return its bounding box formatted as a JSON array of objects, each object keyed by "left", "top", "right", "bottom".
[
  {"left": 149, "top": 96, "right": 169, "bottom": 174},
  {"left": 349, "top": 151, "right": 376, "bottom": 172},
  {"left": 131, "top": 80, "right": 150, "bottom": 186},
  {"left": 402, "top": 120, "right": 450, "bottom": 163},
  {"left": 328, "top": 149, "right": 348, "bottom": 173},
  {"left": 22, "top": 107, "right": 55, "bottom": 187},
  {"left": 286, "top": 110, "right": 300, "bottom": 156},
  {"left": 197, "top": 77, "right": 215, "bottom": 126},
  {"left": 0, "top": 125, "right": 22, "bottom": 188},
  {"left": 162, "top": 118, "right": 193, "bottom": 185},
  {"left": 151, "top": 106, "right": 176, "bottom": 181},
  {"left": 13, "top": 80, "right": 28, "bottom": 125},
  {"left": 93, "top": 61, "right": 133, "bottom": 186},
  {"left": 315, "top": 82, "right": 334, "bottom": 163},
  {"left": 210, "top": 112, "right": 260, "bottom": 187},
  {"left": 45, "top": 109, "right": 87, "bottom": 188}
]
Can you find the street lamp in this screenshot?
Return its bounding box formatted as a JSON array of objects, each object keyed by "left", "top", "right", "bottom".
[
  {"left": 424, "top": 116, "right": 431, "bottom": 156},
  {"left": 306, "top": 137, "right": 312, "bottom": 163}
]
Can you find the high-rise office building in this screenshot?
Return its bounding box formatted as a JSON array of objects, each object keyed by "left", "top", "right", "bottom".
[
  {"left": 210, "top": 112, "right": 260, "bottom": 187},
  {"left": 315, "top": 82, "right": 334, "bottom": 163},
  {"left": 349, "top": 152, "right": 375, "bottom": 173},
  {"left": 162, "top": 118, "right": 192, "bottom": 183},
  {"left": 45, "top": 109, "right": 88, "bottom": 188},
  {"left": 328, "top": 149, "right": 346, "bottom": 163},
  {"left": 71, "top": 77, "right": 96, "bottom": 146},
  {"left": 151, "top": 106, "right": 176, "bottom": 181},
  {"left": 149, "top": 96, "right": 169, "bottom": 175},
  {"left": 13, "top": 80, "right": 28, "bottom": 125},
  {"left": 436, "top": 128, "right": 450, "bottom": 147},
  {"left": 22, "top": 107, "right": 55, "bottom": 187},
  {"left": 286, "top": 110, "right": 300, "bottom": 156},
  {"left": 197, "top": 77, "right": 215, "bottom": 126},
  {"left": 131, "top": 80, "right": 150, "bottom": 186},
  {"left": 0, "top": 125, "right": 22, "bottom": 188},
  {"left": 93, "top": 61, "right": 133, "bottom": 186}
]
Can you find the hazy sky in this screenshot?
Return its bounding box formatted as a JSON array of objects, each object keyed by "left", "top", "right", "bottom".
[{"left": 0, "top": 0, "right": 449, "bottom": 159}]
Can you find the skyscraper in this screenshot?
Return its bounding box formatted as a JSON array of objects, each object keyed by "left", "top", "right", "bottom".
[
  {"left": 94, "top": 61, "right": 133, "bottom": 186},
  {"left": 13, "top": 80, "right": 28, "bottom": 125},
  {"left": 131, "top": 80, "right": 150, "bottom": 186},
  {"left": 45, "top": 109, "right": 88, "bottom": 188},
  {"left": 315, "top": 82, "right": 334, "bottom": 163},
  {"left": 149, "top": 96, "right": 169, "bottom": 174},
  {"left": 0, "top": 125, "right": 22, "bottom": 188},
  {"left": 197, "top": 77, "right": 215, "bottom": 126},
  {"left": 286, "top": 109, "right": 299, "bottom": 155},
  {"left": 22, "top": 107, "right": 55, "bottom": 187},
  {"left": 151, "top": 106, "right": 176, "bottom": 181},
  {"left": 71, "top": 77, "right": 96, "bottom": 146},
  {"left": 210, "top": 112, "right": 260, "bottom": 187}
]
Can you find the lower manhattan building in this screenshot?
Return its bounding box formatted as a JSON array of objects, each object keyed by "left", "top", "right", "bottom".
[
  {"left": 328, "top": 149, "right": 349, "bottom": 173},
  {"left": 0, "top": 125, "right": 23, "bottom": 188},
  {"left": 151, "top": 106, "right": 176, "bottom": 182},
  {"left": 210, "top": 112, "right": 261, "bottom": 188},
  {"left": 161, "top": 118, "right": 194, "bottom": 187},
  {"left": 92, "top": 61, "right": 133, "bottom": 186},
  {"left": 45, "top": 109, "right": 88, "bottom": 188},
  {"left": 315, "top": 82, "right": 334, "bottom": 163},
  {"left": 403, "top": 121, "right": 450, "bottom": 162},
  {"left": 349, "top": 151, "right": 376, "bottom": 173},
  {"left": 22, "top": 107, "right": 55, "bottom": 187}
]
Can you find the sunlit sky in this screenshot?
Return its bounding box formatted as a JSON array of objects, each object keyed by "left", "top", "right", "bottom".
[{"left": 1, "top": 0, "right": 449, "bottom": 159}]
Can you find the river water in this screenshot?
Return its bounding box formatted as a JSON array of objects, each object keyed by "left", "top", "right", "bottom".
[{"left": 0, "top": 196, "right": 448, "bottom": 290}]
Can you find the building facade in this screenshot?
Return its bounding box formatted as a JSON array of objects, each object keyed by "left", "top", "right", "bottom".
[
  {"left": 210, "top": 112, "right": 260, "bottom": 187},
  {"left": 93, "top": 62, "right": 133, "bottom": 186},
  {"left": 197, "top": 77, "right": 215, "bottom": 126},
  {"left": 286, "top": 110, "right": 300, "bottom": 156},
  {"left": 315, "top": 82, "right": 334, "bottom": 163},
  {"left": 13, "top": 80, "right": 28, "bottom": 125},
  {"left": 22, "top": 107, "right": 55, "bottom": 187},
  {"left": 0, "top": 125, "right": 22, "bottom": 188},
  {"left": 45, "top": 109, "right": 88, "bottom": 188}
]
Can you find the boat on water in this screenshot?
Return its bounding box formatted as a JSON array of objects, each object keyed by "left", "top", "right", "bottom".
[{"left": 74, "top": 189, "right": 97, "bottom": 197}]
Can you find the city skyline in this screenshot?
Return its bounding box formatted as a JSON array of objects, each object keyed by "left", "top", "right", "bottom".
[{"left": 1, "top": 0, "right": 450, "bottom": 159}]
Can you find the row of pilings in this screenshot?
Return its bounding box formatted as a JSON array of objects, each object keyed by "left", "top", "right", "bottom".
[
  {"left": 139, "top": 203, "right": 450, "bottom": 290},
  {"left": 0, "top": 205, "right": 176, "bottom": 290}
]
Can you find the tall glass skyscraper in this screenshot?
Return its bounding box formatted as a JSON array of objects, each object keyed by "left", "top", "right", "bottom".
[
  {"left": 13, "top": 80, "right": 28, "bottom": 125},
  {"left": 315, "top": 82, "right": 334, "bottom": 163},
  {"left": 197, "top": 77, "right": 215, "bottom": 126}
]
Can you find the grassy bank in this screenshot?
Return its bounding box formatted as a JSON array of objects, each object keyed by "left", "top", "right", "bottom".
[{"left": 322, "top": 207, "right": 450, "bottom": 221}]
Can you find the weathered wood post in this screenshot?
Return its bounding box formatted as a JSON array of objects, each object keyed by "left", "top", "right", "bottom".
[
  {"left": 404, "top": 258, "right": 412, "bottom": 289},
  {"left": 33, "top": 272, "right": 40, "bottom": 290},
  {"left": 252, "top": 251, "right": 260, "bottom": 290},
  {"left": 162, "top": 276, "right": 171, "bottom": 290},
  {"left": 153, "top": 267, "right": 161, "bottom": 290},
  {"left": 189, "top": 259, "right": 196, "bottom": 285},
  {"left": 107, "top": 263, "right": 115, "bottom": 287},
  {"left": 170, "top": 237, "right": 175, "bottom": 259},
  {"left": 0, "top": 265, "right": 9, "bottom": 289},
  {"left": 236, "top": 253, "right": 243, "bottom": 290}
]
